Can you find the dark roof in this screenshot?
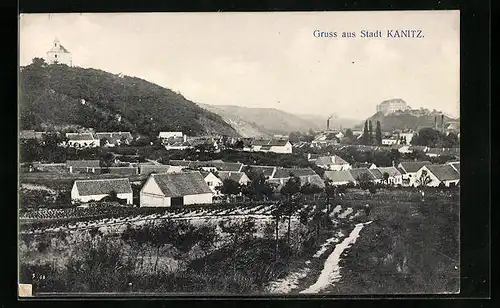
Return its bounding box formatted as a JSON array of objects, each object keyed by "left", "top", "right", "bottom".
[
  {"left": 66, "top": 133, "right": 97, "bottom": 141},
  {"left": 315, "top": 155, "right": 349, "bottom": 166},
  {"left": 368, "top": 169, "right": 384, "bottom": 180},
  {"left": 150, "top": 172, "right": 213, "bottom": 197},
  {"left": 74, "top": 178, "right": 132, "bottom": 196},
  {"left": 426, "top": 164, "right": 460, "bottom": 181},
  {"left": 399, "top": 161, "right": 432, "bottom": 173},
  {"left": 208, "top": 162, "right": 244, "bottom": 172},
  {"left": 273, "top": 167, "right": 317, "bottom": 179},
  {"left": 217, "top": 171, "right": 247, "bottom": 183},
  {"left": 449, "top": 162, "right": 460, "bottom": 174},
  {"left": 139, "top": 165, "right": 173, "bottom": 175},
  {"left": 260, "top": 145, "right": 272, "bottom": 150},
  {"left": 377, "top": 167, "right": 402, "bottom": 178},
  {"left": 323, "top": 170, "right": 356, "bottom": 183},
  {"left": 349, "top": 168, "right": 375, "bottom": 181},
  {"left": 252, "top": 138, "right": 290, "bottom": 147},
  {"left": 268, "top": 174, "right": 325, "bottom": 190},
  {"left": 66, "top": 160, "right": 100, "bottom": 168},
  {"left": 246, "top": 165, "right": 276, "bottom": 178}
]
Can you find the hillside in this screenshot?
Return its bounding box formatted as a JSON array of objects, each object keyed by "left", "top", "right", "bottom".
[
  {"left": 197, "top": 103, "right": 272, "bottom": 138},
  {"left": 356, "top": 111, "right": 458, "bottom": 132},
  {"left": 19, "top": 59, "right": 239, "bottom": 137},
  {"left": 197, "top": 104, "right": 332, "bottom": 136}
]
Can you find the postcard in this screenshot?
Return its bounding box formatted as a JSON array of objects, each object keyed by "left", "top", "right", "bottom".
[{"left": 18, "top": 11, "right": 460, "bottom": 297}]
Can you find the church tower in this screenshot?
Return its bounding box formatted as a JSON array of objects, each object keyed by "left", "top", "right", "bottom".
[{"left": 46, "top": 38, "right": 72, "bottom": 66}]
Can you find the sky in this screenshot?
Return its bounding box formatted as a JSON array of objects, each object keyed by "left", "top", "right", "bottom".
[{"left": 19, "top": 11, "right": 460, "bottom": 119}]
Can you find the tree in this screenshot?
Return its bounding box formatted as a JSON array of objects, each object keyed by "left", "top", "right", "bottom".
[
  {"left": 280, "top": 176, "right": 302, "bottom": 245},
  {"left": 362, "top": 121, "right": 370, "bottom": 145},
  {"left": 357, "top": 172, "right": 373, "bottom": 190},
  {"left": 417, "top": 169, "right": 432, "bottom": 187},
  {"left": 345, "top": 129, "right": 354, "bottom": 140},
  {"left": 382, "top": 172, "right": 390, "bottom": 185},
  {"left": 219, "top": 178, "right": 241, "bottom": 200},
  {"left": 233, "top": 140, "right": 244, "bottom": 149},
  {"left": 31, "top": 57, "right": 47, "bottom": 67},
  {"left": 375, "top": 121, "right": 382, "bottom": 145}
]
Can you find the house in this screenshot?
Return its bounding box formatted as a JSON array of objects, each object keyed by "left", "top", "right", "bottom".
[
  {"left": 367, "top": 168, "right": 384, "bottom": 184},
  {"left": 71, "top": 178, "right": 132, "bottom": 204},
  {"left": 356, "top": 162, "right": 377, "bottom": 169},
  {"left": 408, "top": 145, "right": 428, "bottom": 153},
  {"left": 397, "top": 161, "right": 432, "bottom": 186},
  {"left": 46, "top": 38, "right": 72, "bottom": 66},
  {"left": 382, "top": 136, "right": 399, "bottom": 146},
  {"left": 311, "top": 132, "right": 340, "bottom": 147},
  {"left": 20, "top": 130, "right": 45, "bottom": 141},
  {"left": 415, "top": 164, "right": 460, "bottom": 187},
  {"left": 448, "top": 161, "right": 460, "bottom": 173},
  {"left": 348, "top": 168, "right": 376, "bottom": 185},
  {"left": 140, "top": 171, "right": 213, "bottom": 207},
  {"left": 96, "top": 132, "right": 133, "bottom": 147},
  {"left": 217, "top": 171, "right": 251, "bottom": 186},
  {"left": 104, "top": 167, "right": 138, "bottom": 176},
  {"left": 159, "top": 132, "right": 184, "bottom": 140},
  {"left": 66, "top": 160, "right": 101, "bottom": 174},
  {"left": 323, "top": 170, "right": 356, "bottom": 186},
  {"left": 268, "top": 167, "right": 325, "bottom": 190},
  {"left": 398, "top": 145, "right": 413, "bottom": 154},
  {"left": 376, "top": 166, "right": 403, "bottom": 185},
  {"left": 314, "top": 155, "right": 351, "bottom": 171},
  {"left": 66, "top": 133, "right": 100, "bottom": 148},
  {"left": 169, "top": 160, "right": 244, "bottom": 172},
  {"left": 245, "top": 165, "right": 277, "bottom": 179},
  {"left": 139, "top": 164, "right": 184, "bottom": 175},
  {"left": 251, "top": 138, "right": 293, "bottom": 154},
  {"left": 201, "top": 171, "right": 223, "bottom": 196}
]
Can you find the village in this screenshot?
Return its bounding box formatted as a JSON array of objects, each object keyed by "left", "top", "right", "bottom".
[
  {"left": 19, "top": 112, "right": 460, "bottom": 208},
  {"left": 18, "top": 32, "right": 461, "bottom": 296}
]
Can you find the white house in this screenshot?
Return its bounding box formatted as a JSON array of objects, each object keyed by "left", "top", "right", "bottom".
[
  {"left": 382, "top": 136, "right": 399, "bottom": 146},
  {"left": 46, "top": 38, "right": 72, "bottom": 66},
  {"left": 95, "top": 132, "right": 133, "bottom": 147},
  {"left": 66, "top": 133, "right": 100, "bottom": 148},
  {"left": 377, "top": 166, "right": 403, "bottom": 185},
  {"left": 314, "top": 155, "right": 351, "bottom": 171},
  {"left": 159, "top": 131, "right": 183, "bottom": 139},
  {"left": 140, "top": 171, "right": 213, "bottom": 207},
  {"left": 71, "top": 178, "right": 133, "bottom": 204},
  {"left": 202, "top": 171, "right": 224, "bottom": 196},
  {"left": 414, "top": 164, "right": 460, "bottom": 187},
  {"left": 251, "top": 138, "right": 293, "bottom": 154},
  {"left": 397, "top": 161, "right": 432, "bottom": 187},
  {"left": 217, "top": 171, "right": 251, "bottom": 186},
  {"left": 66, "top": 160, "right": 101, "bottom": 174}
]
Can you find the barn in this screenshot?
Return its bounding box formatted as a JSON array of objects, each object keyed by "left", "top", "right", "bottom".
[
  {"left": 71, "top": 178, "right": 133, "bottom": 204},
  {"left": 140, "top": 171, "right": 213, "bottom": 207}
]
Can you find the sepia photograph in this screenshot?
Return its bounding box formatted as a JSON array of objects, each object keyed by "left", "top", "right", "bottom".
[{"left": 18, "top": 11, "right": 460, "bottom": 296}]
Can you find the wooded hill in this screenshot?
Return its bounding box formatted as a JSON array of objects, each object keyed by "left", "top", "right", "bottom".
[{"left": 19, "top": 59, "right": 239, "bottom": 137}]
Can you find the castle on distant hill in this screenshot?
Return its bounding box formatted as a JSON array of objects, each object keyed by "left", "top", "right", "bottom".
[
  {"left": 376, "top": 99, "right": 411, "bottom": 115},
  {"left": 46, "top": 38, "right": 72, "bottom": 66}
]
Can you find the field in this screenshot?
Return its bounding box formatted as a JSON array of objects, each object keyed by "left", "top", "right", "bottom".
[{"left": 18, "top": 187, "right": 459, "bottom": 295}]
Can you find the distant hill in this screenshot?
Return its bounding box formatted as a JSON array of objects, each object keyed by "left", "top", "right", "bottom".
[
  {"left": 19, "top": 59, "right": 239, "bottom": 137},
  {"left": 197, "top": 104, "right": 356, "bottom": 136},
  {"left": 356, "top": 110, "right": 458, "bottom": 132},
  {"left": 197, "top": 104, "right": 272, "bottom": 138}
]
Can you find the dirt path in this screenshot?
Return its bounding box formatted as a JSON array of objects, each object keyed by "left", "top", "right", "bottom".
[{"left": 299, "top": 221, "right": 372, "bottom": 294}]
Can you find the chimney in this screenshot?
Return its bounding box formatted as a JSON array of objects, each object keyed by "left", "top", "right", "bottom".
[
  {"left": 441, "top": 115, "right": 445, "bottom": 132},
  {"left": 434, "top": 116, "right": 437, "bottom": 130},
  {"left": 327, "top": 118, "right": 330, "bottom": 131}
]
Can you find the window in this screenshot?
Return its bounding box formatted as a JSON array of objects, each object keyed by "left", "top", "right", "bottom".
[
  {"left": 207, "top": 181, "right": 213, "bottom": 186},
  {"left": 55, "top": 54, "right": 57, "bottom": 58}
]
